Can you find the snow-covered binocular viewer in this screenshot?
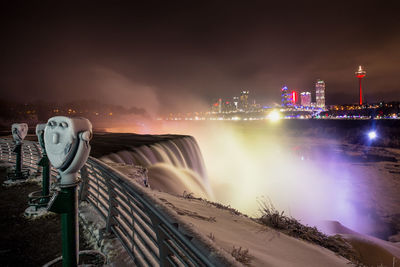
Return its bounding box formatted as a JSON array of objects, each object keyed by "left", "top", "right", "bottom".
[
  {"left": 36, "top": 123, "right": 46, "bottom": 151},
  {"left": 12, "top": 123, "right": 28, "bottom": 144},
  {"left": 44, "top": 116, "right": 92, "bottom": 185}
]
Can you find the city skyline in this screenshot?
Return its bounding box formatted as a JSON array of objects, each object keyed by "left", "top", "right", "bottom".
[{"left": 189, "top": 65, "right": 391, "bottom": 113}]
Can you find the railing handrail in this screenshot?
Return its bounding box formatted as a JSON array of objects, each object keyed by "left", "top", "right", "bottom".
[{"left": 0, "top": 138, "right": 224, "bottom": 266}]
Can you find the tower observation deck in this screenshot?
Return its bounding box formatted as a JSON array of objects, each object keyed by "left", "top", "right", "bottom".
[{"left": 355, "top": 65, "right": 366, "bottom": 105}]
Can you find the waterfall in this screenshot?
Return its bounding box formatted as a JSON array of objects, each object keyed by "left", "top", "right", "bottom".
[{"left": 100, "top": 136, "right": 213, "bottom": 199}]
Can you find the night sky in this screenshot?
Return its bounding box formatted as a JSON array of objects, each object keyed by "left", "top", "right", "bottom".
[{"left": 1, "top": 1, "right": 400, "bottom": 115}]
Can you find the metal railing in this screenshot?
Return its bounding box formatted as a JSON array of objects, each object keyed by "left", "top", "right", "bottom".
[
  {"left": 0, "top": 138, "right": 222, "bottom": 267},
  {"left": 1, "top": 138, "right": 41, "bottom": 173}
]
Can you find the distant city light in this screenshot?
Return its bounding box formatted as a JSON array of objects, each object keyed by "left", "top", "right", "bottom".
[
  {"left": 368, "top": 130, "right": 377, "bottom": 140},
  {"left": 269, "top": 110, "right": 281, "bottom": 122}
]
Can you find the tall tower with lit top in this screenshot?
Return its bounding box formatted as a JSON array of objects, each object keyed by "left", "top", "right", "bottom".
[{"left": 355, "top": 65, "right": 366, "bottom": 105}]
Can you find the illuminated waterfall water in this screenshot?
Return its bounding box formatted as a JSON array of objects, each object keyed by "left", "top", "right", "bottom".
[
  {"left": 100, "top": 136, "right": 213, "bottom": 199},
  {"left": 100, "top": 123, "right": 393, "bottom": 238}
]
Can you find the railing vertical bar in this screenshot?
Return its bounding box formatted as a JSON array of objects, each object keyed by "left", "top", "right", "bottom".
[
  {"left": 111, "top": 227, "right": 144, "bottom": 267},
  {"left": 158, "top": 221, "right": 203, "bottom": 266},
  {"left": 114, "top": 197, "right": 158, "bottom": 244},
  {"left": 163, "top": 239, "right": 190, "bottom": 267},
  {"left": 113, "top": 218, "right": 154, "bottom": 267},
  {"left": 114, "top": 207, "right": 160, "bottom": 261},
  {"left": 166, "top": 256, "right": 179, "bottom": 267}
]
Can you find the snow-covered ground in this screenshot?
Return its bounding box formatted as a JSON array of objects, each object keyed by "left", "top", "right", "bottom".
[{"left": 104, "top": 156, "right": 400, "bottom": 266}]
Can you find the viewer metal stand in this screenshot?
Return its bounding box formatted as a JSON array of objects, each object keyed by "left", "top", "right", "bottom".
[
  {"left": 25, "top": 124, "right": 52, "bottom": 217},
  {"left": 48, "top": 180, "right": 81, "bottom": 266}
]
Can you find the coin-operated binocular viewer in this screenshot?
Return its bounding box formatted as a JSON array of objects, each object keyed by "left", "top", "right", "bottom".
[
  {"left": 7, "top": 123, "right": 29, "bottom": 180},
  {"left": 25, "top": 124, "right": 52, "bottom": 216},
  {"left": 45, "top": 116, "right": 92, "bottom": 267}
]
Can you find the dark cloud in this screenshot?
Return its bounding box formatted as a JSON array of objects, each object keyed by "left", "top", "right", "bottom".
[{"left": 1, "top": 1, "right": 400, "bottom": 114}]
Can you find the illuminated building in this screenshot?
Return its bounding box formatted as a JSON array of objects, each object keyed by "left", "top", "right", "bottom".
[
  {"left": 300, "top": 92, "right": 311, "bottom": 106},
  {"left": 240, "top": 90, "right": 249, "bottom": 111},
  {"left": 211, "top": 100, "right": 219, "bottom": 113},
  {"left": 224, "top": 101, "right": 235, "bottom": 112},
  {"left": 281, "top": 86, "right": 292, "bottom": 108},
  {"left": 315, "top": 79, "right": 325, "bottom": 109},
  {"left": 291, "top": 91, "right": 298, "bottom": 105},
  {"left": 211, "top": 98, "right": 235, "bottom": 113},
  {"left": 355, "top": 65, "right": 366, "bottom": 105},
  {"left": 233, "top": 96, "right": 239, "bottom": 110}
]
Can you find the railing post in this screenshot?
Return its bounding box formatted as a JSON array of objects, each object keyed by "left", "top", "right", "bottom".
[
  {"left": 78, "top": 165, "right": 89, "bottom": 201},
  {"left": 32, "top": 142, "right": 43, "bottom": 175},
  {"left": 104, "top": 172, "right": 117, "bottom": 234},
  {"left": 33, "top": 142, "right": 43, "bottom": 158},
  {"left": 0, "top": 140, "right": 4, "bottom": 160},
  {"left": 149, "top": 215, "right": 172, "bottom": 267},
  {"left": 14, "top": 143, "right": 23, "bottom": 176},
  {"left": 38, "top": 154, "right": 51, "bottom": 205},
  {"left": 8, "top": 142, "right": 12, "bottom": 162}
]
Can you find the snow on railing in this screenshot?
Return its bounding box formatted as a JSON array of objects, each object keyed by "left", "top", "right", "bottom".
[{"left": 0, "top": 138, "right": 220, "bottom": 267}]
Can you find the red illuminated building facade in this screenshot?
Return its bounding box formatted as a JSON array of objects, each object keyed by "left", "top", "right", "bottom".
[{"left": 291, "top": 91, "right": 298, "bottom": 105}]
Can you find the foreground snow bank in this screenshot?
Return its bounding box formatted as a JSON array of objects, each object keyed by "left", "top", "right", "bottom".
[
  {"left": 321, "top": 221, "right": 400, "bottom": 267},
  {"left": 146, "top": 190, "right": 350, "bottom": 266}
]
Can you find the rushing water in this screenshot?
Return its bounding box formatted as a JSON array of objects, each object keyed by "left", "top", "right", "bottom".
[
  {"left": 100, "top": 136, "right": 213, "bottom": 199},
  {"left": 104, "top": 120, "right": 399, "bottom": 238}
]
